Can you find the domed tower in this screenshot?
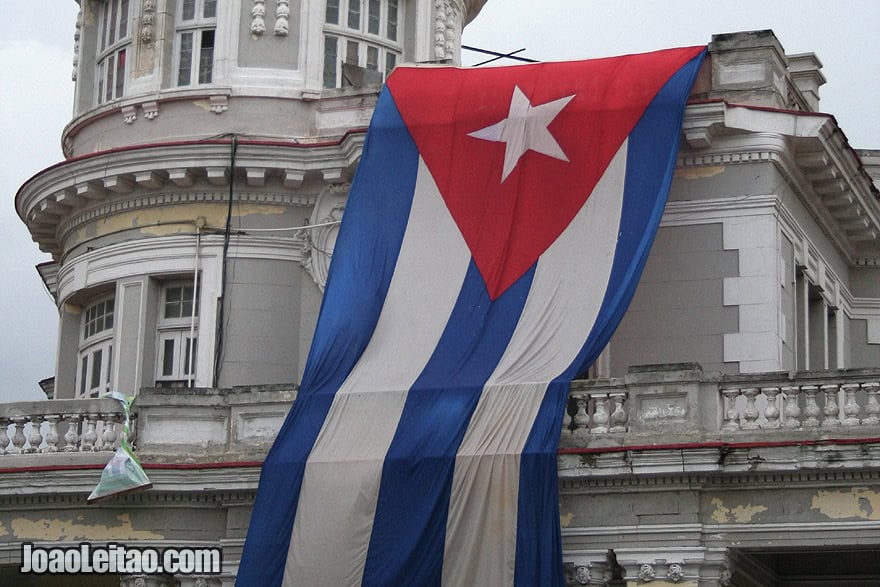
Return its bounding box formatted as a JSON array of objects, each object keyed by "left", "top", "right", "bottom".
[{"left": 17, "top": 0, "right": 488, "bottom": 398}]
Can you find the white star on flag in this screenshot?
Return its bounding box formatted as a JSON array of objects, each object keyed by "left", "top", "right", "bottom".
[{"left": 468, "top": 85, "right": 576, "bottom": 182}]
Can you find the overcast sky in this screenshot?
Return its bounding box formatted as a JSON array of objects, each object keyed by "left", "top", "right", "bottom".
[{"left": 1, "top": 1, "right": 878, "bottom": 403}]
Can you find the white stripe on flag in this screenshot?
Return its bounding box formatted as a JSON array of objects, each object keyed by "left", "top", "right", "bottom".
[
  {"left": 284, "top": 157, "right": 472, "bottom": 586},
  {"left": 442, "top": 140, "right": 629, "bottom": 587}
]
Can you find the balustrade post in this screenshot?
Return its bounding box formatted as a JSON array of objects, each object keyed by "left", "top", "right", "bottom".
[
  {"left": 562, "top": 396, "right": 573, "bottom": 434},
  {"left": 821, "top": 384, "right": 840, "bottom": 428},
  {"left": 572, "top": 397, "right": 591, "bottom": 436},
  {"left": 25, "top": 416, "right": 43, "bottom": 453},
  {"left": 62, "top": 414, "right": 80, "bottom": 452},
  {"left": 841, "top": 383, "right": 862, "bottom": 426},
  {"left": 781, "top": 386, "right": 801, "bottom": 428},
  {"left": 9, "top": 417, "right": 27, "bottom": 454},
  {"left": 609, "top": 392, "right": 628, "bottom": 433},
  {"left": 802, "top": 385, "right": 821, "bottom": 427},
  {"left": 720, "top": 389, "right": 741, "bottom": 432},
  {"left": 741, "top": 388, "right": 760, "bottom": 430},
  {"left": 863, "top": 382, "right": 880, "bottom": 426},
  {"left": 591, "top": 394, "right": 610, "bottom": 434},
  {"left": 43, "top": 415, "right": 61, "bottom": 453},
  {"left": 81, "top": 415, "right": 99, "bottom": 451},
  {"left": 101, "top": 414, "right": 119, "bottom": 451},
  {"left": 0, "top": 418, "right": 9, "bottom": 455},
  {"left": 761, "top": 387, "right": 781, "bottom": 428}
]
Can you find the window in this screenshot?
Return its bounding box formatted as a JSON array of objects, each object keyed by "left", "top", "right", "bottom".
[
  {"left": 96, "top": 0, "right": 131, "bottom": 104},
  {"left": 78, "top": 296, "right": 115, "bottom": 397},
  {"left": 175, "top": 0, "right": 217, "bottom": 87},
  {"left": 156, "top": 282, "right": 199, "bottom": 387},
  {"left": 323, "top": 0, "right": 401, "bottom": 88}
]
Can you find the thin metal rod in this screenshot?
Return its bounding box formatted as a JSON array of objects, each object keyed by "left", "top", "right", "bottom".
[{"left": 461, "top": 45, "right": 538, "bottom": 64}]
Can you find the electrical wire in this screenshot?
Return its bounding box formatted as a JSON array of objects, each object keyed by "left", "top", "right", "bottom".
[{"left": 213, "top": 136, "right": 238, "bottom": 387}]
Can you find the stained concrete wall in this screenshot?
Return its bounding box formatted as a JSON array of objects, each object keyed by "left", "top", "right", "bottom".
[
  {"left": 609, "top": 223, "right": 739, "bottom": 376},
  {"left": 217, "top": 258, "right": 303, "bottom": 387}
]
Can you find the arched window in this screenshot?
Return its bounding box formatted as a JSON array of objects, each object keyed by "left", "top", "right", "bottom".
[
  {"left": 323, "top": 0, "right": 401, "bottom": 88},
  {"left": 96, "top": 0, "right": 131, "bottom": 103},
  {"left": 78, "top": 296, "right": 115, "bottom": 397}
]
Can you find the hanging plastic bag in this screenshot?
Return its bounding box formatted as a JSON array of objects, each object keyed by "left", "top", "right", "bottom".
[{"left": 87, "top": 392, "right": 152, "bottom": 504}]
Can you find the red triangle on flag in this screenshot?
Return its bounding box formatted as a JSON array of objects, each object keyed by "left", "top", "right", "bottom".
[{"left": 387, "top": 46, "right": 703, "bottom": 300}]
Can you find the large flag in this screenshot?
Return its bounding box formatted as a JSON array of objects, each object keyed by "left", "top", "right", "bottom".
[{"left": 239, "top": 46, "right": 706, "bottom": 586}]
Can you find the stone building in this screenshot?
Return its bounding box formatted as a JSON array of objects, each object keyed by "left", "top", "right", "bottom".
[{"left": 3, "top": 1, "right": 880, "bottom": 585}]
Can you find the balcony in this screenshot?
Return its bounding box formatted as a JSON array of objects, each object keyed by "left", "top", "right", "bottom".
[{"left": 0, "top": 365, "right": 876, "bottom": 471}]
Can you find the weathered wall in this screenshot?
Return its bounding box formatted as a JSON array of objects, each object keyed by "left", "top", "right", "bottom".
[
  {"left": 218, "top": 258, "right": 303, "bottom": 387},
  {"left": 610, "top": 223, "right": 739, "bottom": 376}
]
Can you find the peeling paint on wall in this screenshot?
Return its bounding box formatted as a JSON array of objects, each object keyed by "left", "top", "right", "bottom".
[
  {"left": 560, "top": 511, "right": 574, "bottom": 528},
  {"left": 11, "top": 513, "right": 163, "bottom": 541},
  {"left": 66, "top": 203, "right": 287, "bottom": 248},
  {"left": 710, "top": 497, "right": 767, "bottom": 523},
  {"left": 811, "top": 487, "right": 880, "bottom": 520},
  {"left": 674, "top": 165, "right": 726, "bottom": 180}
]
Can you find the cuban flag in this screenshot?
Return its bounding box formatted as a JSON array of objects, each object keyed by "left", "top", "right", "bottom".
[{"left": 239, "top": 46, "right": 706, "bottom": 586}]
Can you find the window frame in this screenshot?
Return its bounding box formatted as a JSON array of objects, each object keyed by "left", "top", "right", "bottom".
[
  {"left": 174, "top": 0, "right": 218, "bottom": 87},
  {"left": 77, "top": 295, "right": 116, "bottom": 398},
  {"left": 323, "top": 0, "right": 401, "bottom": 89},
  {"left": 155, "top": 281, "right": 199, "bottom": 387},
  {"left": 95, "top": 0, "right": 131, "bottom": 104}
]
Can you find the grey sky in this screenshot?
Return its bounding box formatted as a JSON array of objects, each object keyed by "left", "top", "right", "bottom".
[{"left": 1, "top": 1, "right": 878, "bottom": 403}]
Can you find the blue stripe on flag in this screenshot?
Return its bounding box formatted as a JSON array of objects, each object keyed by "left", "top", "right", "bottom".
[
  {"left": 512, "top": 50, "right": 707, "bottom": 587},
  {"left": 362, "top": 259, "right": 536, "bottom": 586},
  {"left": 237, "top": 87, "right": 421, "bottom": 587}
]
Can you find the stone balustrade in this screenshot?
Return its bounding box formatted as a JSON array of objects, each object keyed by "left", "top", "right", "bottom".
[
  {"left": 561, "top": 364, "right": 880, "bottom": 449},
  {"left": 720, "top": 382, "right": 880, "bottom": 431},
  {"left": 2, "top": 365, "right": 880, "bottom": 463},
  {"left": 0, "top": 398, "right": 124, "bottom": 456}
]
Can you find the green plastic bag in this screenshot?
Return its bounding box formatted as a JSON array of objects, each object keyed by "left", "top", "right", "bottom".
[{"left": 87, "top": 392, "right": 152, "bottom": 504}]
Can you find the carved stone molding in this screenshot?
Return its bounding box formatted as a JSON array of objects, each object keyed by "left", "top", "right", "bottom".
[
  {"left": 275, "top": 0, "right": 291, "bottom": 36},
  {"left": 251, "top": 0, "right": 267, "bottom": 35},
  {"left": 72, "top": 7, "right": 82, "bottom": 81},
  {"left": 301, "top": 184, "right": 348, "bottom": 292},
  {"left": 143, "top": 101, "right": 159, "bottom": 120},
  {"left": 433, "top": 0, "right": 461, "bottom": 61},
  {"left": 667, "top": 563, "right": 684, "bottom": 582},
  {"left": 142, "top": 0, "right": 156, "bottom": 44},
  {"left": 638, "top": 563, "right": 656, "bottom": 582},
  {"left": 123, "top": 105, "right": 138, "bottom": 125},
  {"left": 209, "top": 95, "right": 228, "bottom": 114}
]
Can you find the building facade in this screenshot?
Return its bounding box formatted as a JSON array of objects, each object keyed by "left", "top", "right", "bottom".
[{"left": 3, "top": 2, "right": 880, "bottom": 586}]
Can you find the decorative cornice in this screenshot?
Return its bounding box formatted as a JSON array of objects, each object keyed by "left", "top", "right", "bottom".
[
  {"left": 680, "top": 101, "right": 880, "bottom": 262},
  {"left": 18, "top": 136, "right": 366, "bottom": 256}
]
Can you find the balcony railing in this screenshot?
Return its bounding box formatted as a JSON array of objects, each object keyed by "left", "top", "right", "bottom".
[
  {"left": 0, "top": 365, "right": 879, "bottom": 464},
  {"left": 560, "top": 363, "right": 880, "bottom": 450},
  {"left": 0, "top": 398, "right": 123, "bottom": 455}
]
